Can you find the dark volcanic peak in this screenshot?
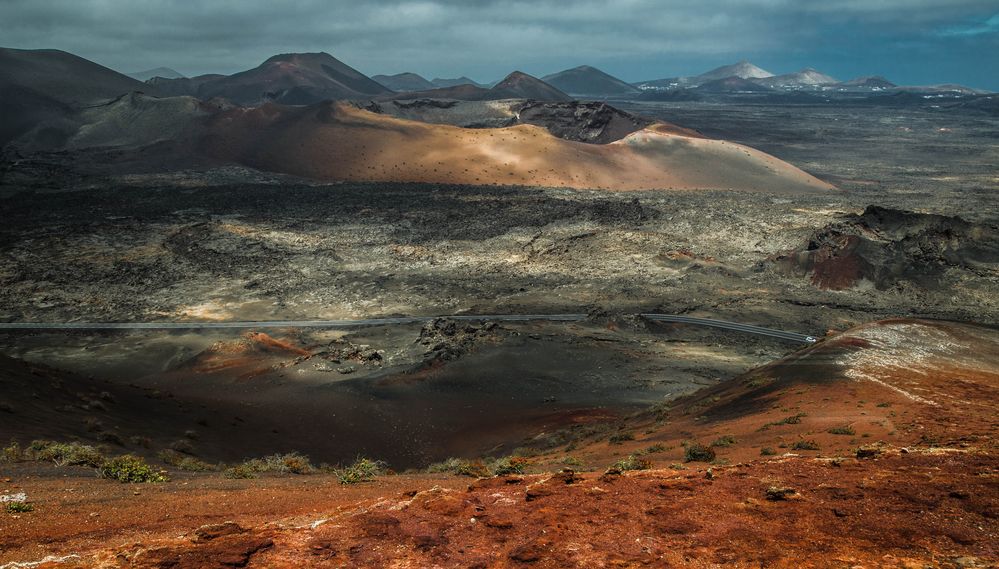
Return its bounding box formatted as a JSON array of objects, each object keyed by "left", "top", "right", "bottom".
[
  {"left": 694, "top": 60, "right": 774, "bottom": 83},
  {"left": 0, "top": 47, "right": 155, "bottom": 145},
  {"left": 197, "top": 51, "right": 392, "bottom": 105},
  {"left": 127, "top": 66, "right": 185, "bottom": 81},
  {"left": 372, "top": 72, "right": 434, "bottom": 92},
  {"left": 541, "top": 65, "right": 640, "bottom": 96},
  {"left": 491, "top": 71, "right": 572, "bottom": 101},
  {"left": 431, "top": 76, "right": 486, "bottom": 89},
  {"left": 0, "top": 47, "right": 152, "bottom": 105}
]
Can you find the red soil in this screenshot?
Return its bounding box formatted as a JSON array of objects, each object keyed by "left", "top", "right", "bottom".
[{"left": 1, "top": 319, "right": 995, "bottom": 567}]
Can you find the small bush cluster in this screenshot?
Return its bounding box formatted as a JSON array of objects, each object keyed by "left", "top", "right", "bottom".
[
  {"left": 429, "top": 455, "right": 527, "bottom": 477},
  {"left": 332, "top": 457, "right": 386, "bottom": 485},
  {"left": 609, "top": 454, "right": 652, "bottom": 472},
  {"left": 490, "top": 456, "right": 528, "bottom": 476},
  {"left": 223, "top": 463, "right": 258, "bottom": 479},
  {"left": 711, "top": 435, "right": 737, "bottom": 447},
  {"left": 759, "top": 413, "right": 807, "bottom": 431},
  {"left": 641, "top": 444, "right": 668, "bottom": 454},
  {"left": 24, "top": 440, "right": 106, "bottom": 467},
  {"left": 827, "top": 426, "right": 855, "bottom": 436},
  {"left": 6, "top": 501, "right": 33, "bottom": 513},
  {"left": 99, "top": 455, "right": 168, "bottom": 483},
  {"left": 428, "top": 457, "right": 490, "bottom": 477},
  {"left": 224, "top": 453, "right": 315, "bottom": 478},
  {"left": 682, "top": 442, "right": 716, "bottom": 463},
  {"left": 760, "top": 447, "right": 777, "bottom": 456},
  {"left": 158, "top": 450, "right": 216, "bottom": 472},
  {"left": 792, "top": 440, "right": 820, "bottom": 451},
  {"left": 608, "top": 432, "right": 635, "bottom": 445}
]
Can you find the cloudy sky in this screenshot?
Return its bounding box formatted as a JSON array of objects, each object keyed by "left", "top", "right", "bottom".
[{"left": 2, "top": 0, "right": 997, "bottom": 89}]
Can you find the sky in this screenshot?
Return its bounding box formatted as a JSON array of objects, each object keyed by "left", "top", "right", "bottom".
[{"left": 1, "top": 0, "right": 997, "bottom": 90}]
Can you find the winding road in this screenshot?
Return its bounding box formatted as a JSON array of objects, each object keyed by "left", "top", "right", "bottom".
[{"left": 0, "top": 314, "right": 818, "bottom": 343}]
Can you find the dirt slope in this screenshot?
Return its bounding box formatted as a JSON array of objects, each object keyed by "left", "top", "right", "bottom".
[
  {"left": 198, "top": 101, "right": 831, "bottom": 191},
  {"left": 558, "top": 318, "right": 999, "bottom": 468},
  {"left": 1, "top": 318, "right": 995, "bottom": 568}
]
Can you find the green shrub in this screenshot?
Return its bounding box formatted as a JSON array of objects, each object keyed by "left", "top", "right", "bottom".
[
  {"left": 610, "top": 454, "right": 652, "bottom": 472},
  {"left": 261, "top": 453, "right": 314, "bottom": 474},
  {"left": 561, "top": 456, "right": 584, "bottom": 468},
  {"left": 792, "top": 440, "right": 820, "bottom": 451},
  {"left": 157, "top": 450, "right": 216, "bottom": 472},
  {"left": 827, "top": 426, "right": 855, "bottom": 436},
  {"left": 26, "top": 440, "right": 105, "bottom": 467},
  {"left": 334, "top": 457, "right": 386, "bottom": 484},
  {"left": 683, "top": 442, "right": 716, "bottom": 463},
  {"left": 642, "top": 444, "right": 668, "bottom": 454},
  {"left": 490, "top": 456, "right": 527, "bottom": 476},
  {"left": 227, "top": 453, "right": 315, "bottom": 476},
  {"left": 223, "top": 464, "right": 257, "bottom": 479},
  {"left": 711, "top": 435, "right": 737, "bottom": 447},
  {"left": 428, "top": 457, "right": 489, "bottom": 477},
  {"left": 99, "top": 455, "right": 168, "bottom": 483},
  {"left": 760, "top": 447, "right": 777, "bottom": 456},
  {"left": 608, "top": 432, "right": 635, "bottom": 445},
  {"left": 6, "top": 501, "right": 33, "bottom": 513},
  {"left": 1, "top": 441, "right": 22, "bottom": 463}
]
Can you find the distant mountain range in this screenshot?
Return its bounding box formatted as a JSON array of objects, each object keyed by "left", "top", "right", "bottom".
[
  {"left": 126, "top": 67, "right": 185, "bottom": 81},
  {"left": 372, "top": 72, "right": 434, "bottom": 92},
  {"left": 1, "top": 44, "right": 992, "bottom": 150},
  {"left": 381, "top": 71, "right": 571, "bottom": 102}
]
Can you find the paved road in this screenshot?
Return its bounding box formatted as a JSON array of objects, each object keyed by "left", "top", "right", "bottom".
[
  {"left": 0, "top": 313, "right": 817, "bottom": 343},
  {"left": 639, "top": 314, "right": 818, "bottom": 344}
]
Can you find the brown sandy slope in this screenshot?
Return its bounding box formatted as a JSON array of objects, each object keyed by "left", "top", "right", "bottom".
[
  {"left": 559, "top": 318, "right": 999, "bottom": 468},
  {"left": 1, "top": 319, "right": 995, "bottom": 567},
  {"left": 199, "top": 101, "right": 832, "bottom": 192}
]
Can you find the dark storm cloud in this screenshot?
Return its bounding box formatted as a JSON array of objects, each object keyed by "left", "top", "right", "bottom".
[{"left": 1, "top": 0, "right": 997, "bottom": 88}]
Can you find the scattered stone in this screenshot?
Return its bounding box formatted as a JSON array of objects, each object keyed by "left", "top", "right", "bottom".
[
  {"left": 193, "top": 521, "right": 245, "bottom": 542},
  {"left": 765, "top": 486, "right": 797, "bottom": 501}
]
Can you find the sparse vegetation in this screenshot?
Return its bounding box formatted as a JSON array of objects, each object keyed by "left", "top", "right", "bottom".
[
  {"left": 490, "top": 456, "right": 527, "bottom": 476},
  {"left": 158, "top": 449, "right": 216, "bottom": 472},
  {"left": 2, "top": 441, "right": 22, "bottom": 463},
  {"left": 6, "top": 501, "right": 33, "bottom": 513},
  {"left": 608, "top": 432, "right": 635, "bottom": 445},
  {"left": 759, "top": 413, "right": 807, "bottom": 431},
  {"left": 792, "top": 440, "right": 820, "bottom": 451},
  {"left": 683, "top": 442, "right": 716, "bottom": 463},
  {"left": 223, "top": 463, "right": 257, "bottom": 479},
  {"left": 641, "top": 443, "right": 668, "bottom": 454},
  {"left": 561, "top": 456, "right": 585, "bottom": 468},
  {"left": 760, "top": 447, "right": 777, "bottom": 456},
  {"left": 234, "top": 453, "right": 315, "bottom": 475},
  {"left": 333, "top": 457, "right": 386, "bottom": 484},
  {"left": 609, "top": 454, "right": 652, "bottom": 472},
  {"left": 99, "top": 455, "right": 168, "bottom": 483},
  {"left": 827, "top": 426, "right": 855, "bottom": 436},
  {"left": 25, "top": 440, "right": 105, "bottom": 467},
  {"left": 428, "top": 457, "right": 489, "bottom": 477},
  {"left": 711, "top": 435, "right": 737, "bottom": 447}
]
